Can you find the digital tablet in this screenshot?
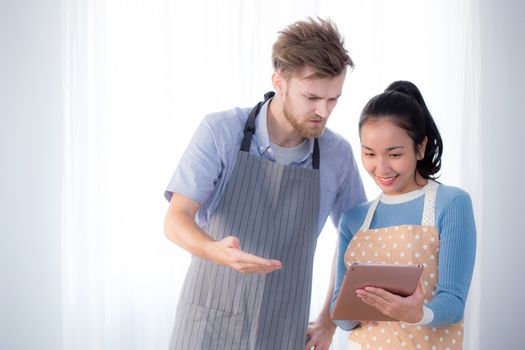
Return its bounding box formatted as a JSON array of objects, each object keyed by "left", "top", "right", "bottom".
[{"left": 332, "top": 262, "right": 424, "bottom": 321}]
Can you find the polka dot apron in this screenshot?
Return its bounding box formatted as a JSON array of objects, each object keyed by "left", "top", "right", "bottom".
[{"left": 344, "top": 181, "right": 464, "bottom": 350}]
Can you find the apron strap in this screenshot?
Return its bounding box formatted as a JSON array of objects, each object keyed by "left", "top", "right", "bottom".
[
  {"left": 240, "top": 92, "right": 274, "bottom": 152},
  {"left": 240, "top": 91, "right": 320, "bottom": 170},
  {"left": 359, "top": 197, "right": 380, "bottom": 231},
  {"left": 312, "top": 139, "right": 320, "bottom": 170},
  {"left": 421, "top": 180, "right": 438, "bottom": 226}
]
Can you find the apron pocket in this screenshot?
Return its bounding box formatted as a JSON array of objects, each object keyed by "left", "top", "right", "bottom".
[
  {"left": 181, "top": 262, "right": 247, "bottom": 315},
  {"left": 175, "top": 302, "right": 247, "bottom": 349}
]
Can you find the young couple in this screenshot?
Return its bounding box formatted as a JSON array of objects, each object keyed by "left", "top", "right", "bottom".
[{"left": 163, "top": 17, "right": 476, "bottom": 350}]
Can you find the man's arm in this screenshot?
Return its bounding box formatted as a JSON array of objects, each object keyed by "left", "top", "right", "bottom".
[{"left": 164, "top": 193, "right": 282, "bottom": 274}]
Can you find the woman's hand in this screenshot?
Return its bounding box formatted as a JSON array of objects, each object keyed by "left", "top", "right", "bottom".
[{"left": 356, "top": 281, "right": 425, "bottom": 324}]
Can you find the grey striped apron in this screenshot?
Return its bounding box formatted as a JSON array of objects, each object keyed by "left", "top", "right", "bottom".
[{"left": 170, "top": 92, "right": 321, "bottom": 350}]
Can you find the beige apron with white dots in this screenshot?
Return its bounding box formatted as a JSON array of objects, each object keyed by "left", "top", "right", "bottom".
[{"left": 344, "top": 181, "right": 464, "bottom": 350}]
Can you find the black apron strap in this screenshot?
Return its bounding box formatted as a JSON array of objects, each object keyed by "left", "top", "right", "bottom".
[
  {"left": 312, "top": 138, "right": 320, "bottom": 170},
  {"left": 240, "top": 92, "right": 275, "bottom": 152},
  {"left": 240, "top": 91, "right": 320, "bottom": 170}
]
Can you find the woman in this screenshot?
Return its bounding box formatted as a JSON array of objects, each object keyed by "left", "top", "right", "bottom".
[{"left": 331, "top": 81, "right": 476, "bottom": 349}]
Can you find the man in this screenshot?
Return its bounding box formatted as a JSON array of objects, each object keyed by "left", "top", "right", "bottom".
[{"left": 164, "top": 17, "right": 366, "bottom": 350}]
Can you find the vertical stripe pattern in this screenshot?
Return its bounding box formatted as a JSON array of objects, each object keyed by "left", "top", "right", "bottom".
[{"left": 170, "top": 151, "right": 320, "bottom": 350}]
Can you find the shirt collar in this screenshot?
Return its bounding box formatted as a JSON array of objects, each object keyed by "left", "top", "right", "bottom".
[
  {"left": 254, "top": 98, "right": 315, "bottom": 164},
  {"left": 380, "top": 180, "right": 437, "bottom": 204}
]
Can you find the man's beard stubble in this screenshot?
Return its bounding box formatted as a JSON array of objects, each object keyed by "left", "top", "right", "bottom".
[{"left": 282, "top": 101, "right": 326, "bottom": 139}]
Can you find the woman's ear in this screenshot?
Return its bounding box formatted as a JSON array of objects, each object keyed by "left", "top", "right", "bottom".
[{"left": 417, "top": 137, "right": 428, "bottom": 160}]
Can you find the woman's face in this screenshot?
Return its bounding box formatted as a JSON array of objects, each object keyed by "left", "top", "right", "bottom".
[{"left": 360, "top": 118, "right": 427, "bottom": 195}]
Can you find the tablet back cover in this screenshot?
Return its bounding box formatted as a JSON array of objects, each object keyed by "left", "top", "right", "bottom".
[{"left": 332, "top": 263, "right": 424, "bottom": 321}]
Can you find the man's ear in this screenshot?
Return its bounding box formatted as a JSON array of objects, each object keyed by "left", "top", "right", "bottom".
[
  {"left": 417, "top": 137, "right": 428, "bottom": 160},
  {"left": 272, "top": 70, "right": 286, "bottom": 93}
]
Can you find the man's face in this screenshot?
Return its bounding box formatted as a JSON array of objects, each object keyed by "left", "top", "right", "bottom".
[{"left": 280, "top": 67, "right": 346, "bottom": 138}]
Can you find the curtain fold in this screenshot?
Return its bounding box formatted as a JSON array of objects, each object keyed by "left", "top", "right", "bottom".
[
  {"left": 62, "top": 1, "right": 481, "bottom": 349},
  {"left": 458, "top": 1, "right": 482, "bottom": 349}
]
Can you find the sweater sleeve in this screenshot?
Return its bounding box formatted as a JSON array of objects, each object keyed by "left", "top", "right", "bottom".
[
  {"left": 330, "top": 213, "right": 360, "bottom": 331},
  {"left": 425, "top": 192, "right": 476, "bottom": 326}
]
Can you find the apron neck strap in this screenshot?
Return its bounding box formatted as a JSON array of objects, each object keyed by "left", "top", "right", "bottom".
[
  {"left": 359, "top": 197, "right": 381, "bottom": 231},
  {"left": 240, "top": 91, "right": 274, "bottom": 153},
  {"left": 421, "top": 180, "right": 438, "bottom": 226},
  {"left": 312, "top": 139, "right": 320, "bottom": 170},
  {"left": 359, "top": 180, "right": 439, "bottom": 231},
  {"left": 240, "top": 91, "right": 320, "bottom": 170}
]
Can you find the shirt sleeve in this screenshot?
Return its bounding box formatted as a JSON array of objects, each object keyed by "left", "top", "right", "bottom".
[
  {"left": 425, "top": 192, "right": 477, "bottom": 326},
  {"left": 330, "top": 213, "right": 360, "bottom": 331},
  {"left": 329, "top": 147, "right": 367, "bottom": 228},
  {"left": 164, "top": 117, "right": 223, "bottom": 205}
]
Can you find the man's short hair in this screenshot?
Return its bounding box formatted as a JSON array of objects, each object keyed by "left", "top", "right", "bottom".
[{"left": 272, "top": 17, "right": 353, "bottom": 79}]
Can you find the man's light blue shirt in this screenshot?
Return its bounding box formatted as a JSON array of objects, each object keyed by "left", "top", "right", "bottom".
[{"left": 165, "top": 99, "right": 366, "bottom": 234}]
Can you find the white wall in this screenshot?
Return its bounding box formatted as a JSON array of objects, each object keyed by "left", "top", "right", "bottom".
[
  {"left": 479, "top": 0, "right": 525, "bottom": 348},
  {"left": 0, "top": 1, "right": 63, "bottom": 350}
]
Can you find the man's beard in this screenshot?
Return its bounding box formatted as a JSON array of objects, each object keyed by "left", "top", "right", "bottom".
[{"left": 283, "top": 101, "right": 326, "bottom": 139}]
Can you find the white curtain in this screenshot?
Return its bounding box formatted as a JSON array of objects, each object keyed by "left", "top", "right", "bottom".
[{"left": 62, "top": 1, "right": 481, "bottom": 349}]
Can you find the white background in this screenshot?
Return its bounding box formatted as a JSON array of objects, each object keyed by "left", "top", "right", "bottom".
[{"left": 1, "top": 0, "right": 524, "bottom": 349}]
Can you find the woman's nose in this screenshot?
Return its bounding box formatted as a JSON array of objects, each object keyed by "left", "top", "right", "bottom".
[{"left": 376, "top": 157, "right": 390, "bottom": 173}]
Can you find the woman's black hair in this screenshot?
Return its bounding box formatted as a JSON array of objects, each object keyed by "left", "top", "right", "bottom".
[{"left": 359, "top": 81, "right": 443, "bottom": 180}]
